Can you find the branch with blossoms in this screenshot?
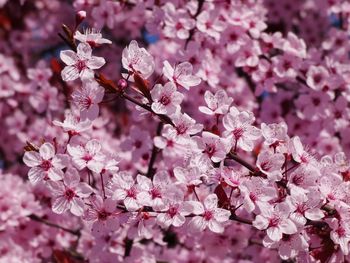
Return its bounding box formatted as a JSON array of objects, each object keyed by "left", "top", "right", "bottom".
[{"left": 17, "top": 11, "right": 350, "bottom": 263}]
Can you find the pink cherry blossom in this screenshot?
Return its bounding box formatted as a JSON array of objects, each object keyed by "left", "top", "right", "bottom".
[
  {"left": 187, "top": 194, "right": 231, "bottom": 233},
  {"left": 150, "top": 82, "right": 184, "bottom": 115},
  {"left": 60, "top": 43, "right": 106, "bottom": 81},
  {"left": 67, "top": 139, "right": 105, "bottom": 173},
  {"left": 223, "top": 106, "right": 261, "bottom": 152},
  {"left": 253, "top": 202, "right": 298, "bottom": 241},
  {"left": 71, "top": 80, "right": 105, "bottom": 120},
  {"left": 122, "top": 40, "right": 155, "bottom": 80},
  {"left": 23, "top": 142, "right": 69, "bottom": 183},
  {"left": 47, "top": 168, "right": 93, "bottom": 216},
  {"left": 198, "top": 90, "right": 233, "bottom": 116},
  {"left": 163, "top": 61, "right": 201, "bottom": 90}
]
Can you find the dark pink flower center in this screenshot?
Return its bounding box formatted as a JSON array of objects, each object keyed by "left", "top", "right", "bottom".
[
  {"left": 126, "top": 187, "right": 137, "bottom": 198},
  {"left": 268, "top": 217, "right": 280, "bottom": 227},
  {"left": 40, "top": 160, "right": 52, "bottom": 171},
  {"left": 64, "top": 189, "right": 76, "bottom": 201},
  {"left": 76, "top": 60, "right": 87, "bottom": 71},
  {"left": 176, "top": 124, "right": 187, "bottom": 135},
  {"left": 203, "top": 210, "right": 214, "bottom": 221},
  {"left": 232, "top": 128, "right": 244, "bottom": 140},
  {"left": 336, "top": 226, "right": 346, "bottom": 237},
  {"left": 83, "top": 154, "right": 93, "bottom": 161},
  {"left": 159, "top": 94, "right": 171, "bottom": 106},
  {"left": 292, "top": 174, "right": 304, "bottom": 185},
  {"left": 150, "top": 188, "right": 161, "bottom": 199},
  {"left": 98, "top": 210, "right": 110, "bottom": 221},
  {"left": 168, "top": 206, "right": 178, "bottom": 218}
]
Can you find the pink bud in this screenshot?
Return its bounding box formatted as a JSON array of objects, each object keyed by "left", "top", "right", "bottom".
[
  {"left": 75, "top": 11, "right": 86, "bottom": 28},
  {"left": 118, "top": 79, "right": 128, "bottom": 91}
]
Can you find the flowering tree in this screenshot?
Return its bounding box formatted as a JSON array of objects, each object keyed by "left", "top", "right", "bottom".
[{"left": 1, "top": 0, "right": 350, "bottom": 262}]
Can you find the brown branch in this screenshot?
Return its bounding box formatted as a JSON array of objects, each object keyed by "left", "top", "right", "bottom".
[{"left": 29, "top": 214, "right": 81, "bottom": 236}]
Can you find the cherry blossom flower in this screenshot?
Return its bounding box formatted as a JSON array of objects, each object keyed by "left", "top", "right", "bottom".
[
  {"left": 198, "top": 90, "right": 233, "bottom": 116},
  {"left": 110, "top": 172, "right": 141, "bottom": 211},
  {"left": 163, "top": 61, "right": 201, "bottom": 90},
  {"left": 239, "top": 177, "right": 277, "bottom": 213},
  {"left": 187, "top": 194, "right": 231, "bottom": 233},
  {"left": 23, "top": 142, "right": 69, "bottom": 183},
  {"left": 83, "top": 195, "right": 120, "bottom": 236},
  {"left": 150, "top": 82, "right": 184, "bottom": 115},
  {"left": 53, "top": 110, "right": 92, "bottom": 135},
  {"left": 122, "top": 40, "right": 155, "bottom": 80},
  {"left": 67, "top": 139, "right": 105, "bottom": 173},
  {"left": 156, "top": 191, "right": 193, "bottom": 228},
  {"left": 47, "top": 168, "right": 93, "bottom": 216},
  {"left": 71, "top": 80, "right": 105, "bottom": 120},
  {"left": 306, "top": 65, "right": 330, "bottom": 90},
  {"left": 287, "top": 191, "right": 324, "bottom": 226},
  {"left": 165, "top": 112, "right": 203, "bottom": 144},
  {"left": 256, "top": 150, "right": 285, "bottom": 181},
  {"left": 193, "top": 131, "right": 230, "bottom": 163},
  {"left": 329, "top": 218, "right": 350, "bottom": 255},
  {"left": 136, "top": 171, "right": 172, "bottom": 210},
  {"left": 253, "top": 203, "right": 298, "bottom": 241},
  {"left": 74, "top": 28, "right": 112, "bottom": 47},
  {"left": 223, "top": 106, "right": 261, "bottom": 152},
  {"left": 163, "top": 3, "right": 195, "bottom": 39},
  {"left": 60, "top": 43, "right": 106, "bottom": 81}
]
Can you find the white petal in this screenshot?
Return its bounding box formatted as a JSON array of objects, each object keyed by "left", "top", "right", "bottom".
[{"left": 23, "top": 151, "right": 42, "bottom": 167}]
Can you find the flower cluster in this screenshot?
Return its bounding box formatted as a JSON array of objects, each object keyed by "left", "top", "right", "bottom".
[{"left": 1, "top": 0, "right": 350, "bottom": 262}]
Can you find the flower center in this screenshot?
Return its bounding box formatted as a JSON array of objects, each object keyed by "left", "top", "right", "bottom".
[
  {"left": 159, "top": 94, "right": 171, "bottom": 105},
  {"left": 232, "top": 128, "right": 244, "bottom": 140},
  {"left": 64, "top": 189, "right": 76, "bottom": 201},
  {"left": 168, "top": 206, "right": 178, "bottom": 218},
  {"left": 203, "top": 210, "right": 214, "bottom": 221},
  {"left": 98, "top": 210, "right": 110, "bottom": 221},
  {"left": 150, "top": 188, "right": 161, "bottom": 199},
  {"left": 76, "top": 60, "right": 87, "bottom": 71},
  {"left": 40, "top": 160, "right": 52, "bottom": 171},
  {"left": 268, "top": 217, "right": 280, "bottom": 227},
  {"left": 126, "top": 187, "right": 137, "bottom": 198}
]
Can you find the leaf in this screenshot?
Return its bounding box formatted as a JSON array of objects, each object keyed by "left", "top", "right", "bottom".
[
  {"left": 214, "top": 184, "right": 230, "bottom": 209},
  {"left": 52, "top": 250, "right": 75, "bottom": 263},
  {"left": 95, "top": 73, "right": 119, "bottom": 93},
  {"left": 133, "top": 73, "right": 152, "bottom": 102}
]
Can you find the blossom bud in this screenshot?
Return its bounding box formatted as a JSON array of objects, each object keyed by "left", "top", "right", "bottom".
[
  {"left": 117, "top": 79, "right": 128, "bottom": 91},
  {"left": 75, "top": 11, "right": 86, "bottom": 28}
]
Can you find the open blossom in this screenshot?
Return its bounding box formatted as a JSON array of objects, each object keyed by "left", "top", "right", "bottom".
[
  {"left": 156, "top": 191, "right": 192, "bottom": 228},
  {"left": 47, "top": 168, "right": 93, "bottom": 216},
  {"left": 53, "top": 110, "right": 92, "bottom": 135},
  {"left": 193, "top": 131, "right": 230, "bottom": 163},
  {"left": 71, "top": 80, "right": 105, "bottom": 120},
  {"left": 199, "top": 90, "right": 233, "bottom": 116},
  {"left": 166, "top": 112, "right": 203, "bottom": 144},
  {"left": 23, "top": 142, "right": 69, "bottom": 183},
  {"left": 287, "top": 191, "right": 324, "bottom": 226},
  {"left": 60, "top": 43, "right": 106, "bottom": 81},
  {"left": 253, "top": 203, "right": 298, "bottom": 241},
  {"left": 83, "top": 195, "right": 120, "bottom": 236},
  {"left": 163, "top": 61, "right": 201, "bottom": 90},
  {"left": 67, "top": 139, "right": 105, "bottom": 173},
  {"left": 150, "top": 82, "right": 184, "bottom": 115},
  {"left": 74, "top": 28, "right": 112, "bottom": 47},
  {"left": 223, "top": 106, "right": 261, "bottom": 152},
  {"left": 110, "top": 172, "right": 141, "bottom": 211},
  {"left": 136, "top": 171, "right": 171, "bottom": 210},
  {"left": 239, "top": 177, "right": 277, "bottom": 213},
  {"left": 163, "top": 3, "right": 195, "bottom": 39},
  {"left": 256, "top": 150, "right": 285, "bottom": 181},
  {"left": 122, "top": 40, "right": 155, "bottom": 79},
  {"left": 187, "top": 194, "right": 231, "bottom": 233}
]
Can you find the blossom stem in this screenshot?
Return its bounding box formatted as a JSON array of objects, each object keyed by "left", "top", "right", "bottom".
[
  {"left": 146, "top": 122, "right": 163, "bottom": 179},
  {"left": 100, "top": 172, "right": 106, "bottom": 199},
  {"left": 28, "top": 214, "right": 80, "bottom": 236},
  {"left": 227, "top": 152, "right": 257, "bottom": 173}
]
